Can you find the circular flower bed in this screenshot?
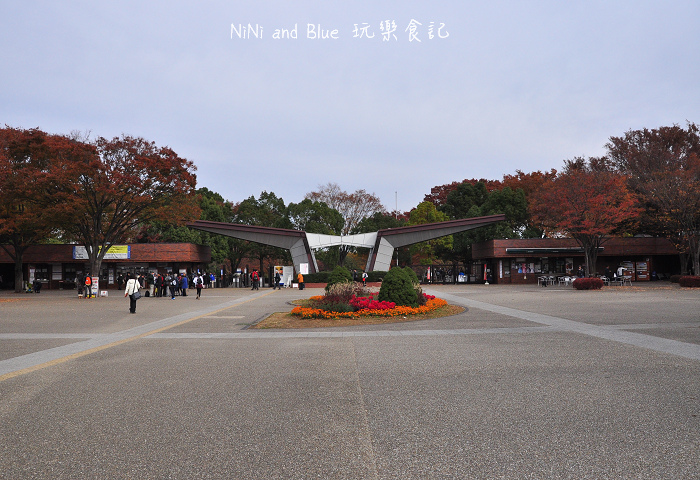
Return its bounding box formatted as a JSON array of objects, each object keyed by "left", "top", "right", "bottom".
[{"left": 291, "top": 292, "right": 448, "bottom": 319}]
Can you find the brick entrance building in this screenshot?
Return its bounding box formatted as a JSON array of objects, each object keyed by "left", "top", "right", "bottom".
[
  {"left": 0, "top": 243, "right": 211, "bottom": 291},
  {"left": 471, "top": 237, "right": 680, "bottom": 284}
]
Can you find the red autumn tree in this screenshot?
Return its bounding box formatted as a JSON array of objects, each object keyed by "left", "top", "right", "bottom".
[
  {"left": 502, "top": 169, "right": 558, "bottom": 200},
  {"left": 529, "top": 157, "right": 641, "bottom": 276},
  {"left": 0, "top": 127, "right": 90, "bottom": 292},
  {"left": 61, "top": 135, "right": 199, "bottom": 277},
  {"left": 606, "top": 123, "right": 700, "bottom": 275}
]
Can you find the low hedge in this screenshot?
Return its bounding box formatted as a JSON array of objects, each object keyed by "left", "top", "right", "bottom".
[
  {"left": 367, "top": 271, "right": 386, "bottom": 282},
  {"left": 303, "top": 271, "right": 330, "bottom": 283},
  {"left": 304, "top": 270, "right": 387, "bottom": 283},
  {"left": 670, "top": 275, "right": 682, "bottom": 284},
  {"left": 678, "top": 276, "right": 700, "bottom": 288},
  {"left": 572, "top": 277, "right": 604, "bottom": 290}
]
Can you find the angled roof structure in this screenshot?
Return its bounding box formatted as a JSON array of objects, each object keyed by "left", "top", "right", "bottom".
[
  {"left": 365, "top": 215, "right": 506, "bottom": 271},
  {"left": 188, "top": 214, "right": 505, "bottom": 273}
]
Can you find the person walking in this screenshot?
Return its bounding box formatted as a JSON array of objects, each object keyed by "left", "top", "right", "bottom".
[
  {"left": 194, "top": 273, "right": 204, "bottom": 299},
  {"left": 251, "top": 270, "right": 259, "bottom": 290},
  {"left": 124, "top": 273, "right": 140, "bottom": 314},
  {"left": 274, "top": 270, "right": 281, "bottom": 290},
  {"left": 297, "top": 272, "right": 304, "bottom": 291}
]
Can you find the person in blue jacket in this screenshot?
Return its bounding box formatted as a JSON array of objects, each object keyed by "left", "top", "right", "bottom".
[{"left": 180, "top": 274, "right": 189, "bottom": 297}]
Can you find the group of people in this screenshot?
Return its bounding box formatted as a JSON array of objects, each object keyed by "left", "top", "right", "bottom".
[
  {"left": 254, "top": 269, "right": 282, "bottom": 290},
  {"left": 121, "top": 271, "right": 210, "bottom": 314},
  {"left": 116, "top": 271, "right": 215, "bottom": 297},
  {"left": 352, "top": 269, "right": 369, "bottom": 286},
  {"left": 250, "top": 269, "right": 287, "bottom": 290}
]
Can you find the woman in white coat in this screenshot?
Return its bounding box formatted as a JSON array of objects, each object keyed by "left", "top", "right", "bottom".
[{"left": 124, "top": 273, "right": 140, "bottom": 314}]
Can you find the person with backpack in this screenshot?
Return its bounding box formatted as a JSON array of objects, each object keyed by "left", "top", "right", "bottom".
[
  {"left": 251, "top": 270, "right": 259, "bottom": 290},
  {"left": 194, "top": 273, "right": 204, "bottom": 299}
]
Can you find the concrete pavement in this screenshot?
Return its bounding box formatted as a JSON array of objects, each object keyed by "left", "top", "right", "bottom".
[{"left": 0, "top": 283, "right": 698, "bottom": 479}]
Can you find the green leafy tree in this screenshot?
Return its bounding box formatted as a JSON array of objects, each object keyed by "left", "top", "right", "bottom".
[
  {"left": 233, "top": 191, "right": 290, "bottom": 274},
  {"left": 286, "top": 198, "right": 343, "bottom": 234},
  {"left": 407, "top": 201, "right": 453, "bottom": 264},
  {"left": 136, "top": 187, "right": 236, "bottom": 271},
  {"left": 441, "top": 181, "right": 530, "bottom": 263},
  {"left": 287, "top": 198, "right": 344, "bottom": 269},
  {"left": 353, "top": 211, "right": 406, "bottom": 233}
]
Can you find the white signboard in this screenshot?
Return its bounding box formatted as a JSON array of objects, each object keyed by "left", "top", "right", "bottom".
[{"left": 73, "top": 245, "right": 131, "bottom": 260}]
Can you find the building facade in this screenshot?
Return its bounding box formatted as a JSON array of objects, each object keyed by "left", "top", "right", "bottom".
[
  {"left": 0, "top": 243, "right": 211, "bottom": 290},
  {"left": 471, "top": 237, "right": 680, "bottom": 284}
]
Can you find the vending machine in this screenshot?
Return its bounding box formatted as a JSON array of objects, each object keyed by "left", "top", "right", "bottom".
[{"left": 635, "top": 259, "right": 650, "bottom": 281}]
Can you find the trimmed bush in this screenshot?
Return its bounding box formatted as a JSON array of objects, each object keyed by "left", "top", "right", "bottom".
[
  {"left": 377, "top": 267, "right": 418, "bottom": 307},
  {"left": 678, "top": 276, "right": 700, "bottom": 288},
  {"left": 572, "top": 277, "right": 604, "bottom": 290},
  {"left": 670, "top": 275, "right": 682, "bottom": 284},
  {"left": 325, "top": 266, "right": 353, "bottom": 291},
  {"left": 403, "top": 267, "right": 420, "bottom": 285}
]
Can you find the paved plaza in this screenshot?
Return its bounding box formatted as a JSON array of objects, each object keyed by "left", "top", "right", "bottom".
[{"left": 0, "top": 283, "right": 698, "bottom": 479}]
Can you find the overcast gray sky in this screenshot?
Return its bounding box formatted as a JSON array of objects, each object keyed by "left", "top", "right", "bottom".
[{"left": 2, "top": 1, "right": 698, "bottom": 212}]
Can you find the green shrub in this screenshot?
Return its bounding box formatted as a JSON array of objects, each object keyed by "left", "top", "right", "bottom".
[
  {"left": 678, "top": 276, "right": 700, "bottom": 288},
  {"left": 403, "top": 267, "right": 420, "bottom": 285},
  {"left": 378, "top": 267, "right": 418, "bottom": 307},
  {"left": 318, "top": 301, "right": 355, "bottom": 313},
  {"left": 572, "top": 277, "right": 604, "bottom": 290},
  {"left": 325, "top": 266, "right": 353, "bottom": 292},
  {"left": 303, "top": 271, "right": 330, "bottom": 283}
]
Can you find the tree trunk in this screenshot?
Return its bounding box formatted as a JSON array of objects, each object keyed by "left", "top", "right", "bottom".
[
  {"left": 14, "top": 252, "right": 24, "bottom": 293},
  {"left": 0, "top": 244, "right": 27, "bottom": 293},
  {"left": 678, "top": 252, "right": 689, "bottom": 275}
]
